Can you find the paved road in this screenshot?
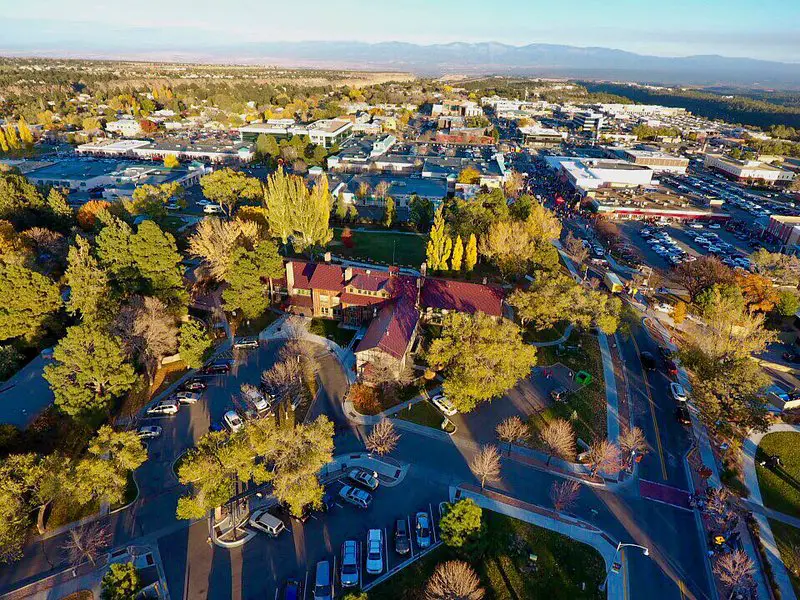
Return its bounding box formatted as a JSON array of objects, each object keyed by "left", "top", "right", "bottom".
[{"left": 0, "top": 335, "right": 713, "bottom": 600}]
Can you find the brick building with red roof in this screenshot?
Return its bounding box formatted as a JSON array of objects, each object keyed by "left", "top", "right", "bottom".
[{"left": 281, "top": 260, "right": 504, "bottom": 376}]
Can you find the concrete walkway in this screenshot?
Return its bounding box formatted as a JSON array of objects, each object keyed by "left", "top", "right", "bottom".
[
  {"left": 742, "top": 423, "right": 800, "bottom": 600},
  {"left": 598, "top": 332, "right": 621, "bottom": 444},
  {"left": 451, "top": 484, "right": 626, "bottom": 600},
  {"left": 529, "top": 323, "right": 575, "bottom": 348}
]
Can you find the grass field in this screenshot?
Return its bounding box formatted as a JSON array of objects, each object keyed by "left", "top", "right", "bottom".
[
  {"left": 369, "top": 510, "right": 605, "bottom": 600},
  {"left": 756, "top": 432, "right": 800, "bottom": 518},
  {"left": 770, "top": 519, "right": 800, "bottom": 595},
  {"left": 309, "top": 318, "right": 357, "bottom": 347},
  {"left": 396, "top": 400, "right": 445, "bottom": 429},
  {"left": 330, "top": 228, "right": 426, "bottom": 267},
  {"left": 529, "top": 330, "right": 607, "bottom": 446}
]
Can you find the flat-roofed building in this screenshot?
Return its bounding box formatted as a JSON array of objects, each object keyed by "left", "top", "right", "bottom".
[
  {"left": 767, "top": 215, "right": 800, "bottom": 249},
  {"left": 105, "top": 118, "right": 143, "bottom": 137},
  {"left": 519, "top": 124, "right": 567, "bottom": 148},
  {"left": 545, "top": 156, "right": 654, "bottom": 194},
  {"left": 705, "top": 153, "right": 795, "bottom": 187},
  {"left": 77, "top": 138, "right": 254, "bottom": 164},
  {"left": 621, "top": 149, "right": 689, "bottom": 174}
]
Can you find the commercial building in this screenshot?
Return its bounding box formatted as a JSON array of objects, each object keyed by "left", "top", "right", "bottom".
[
  {"left": 422, "top": 154, "right": 508, "bottom": 188},
  {"left": 238, "top": 118, "right": 352, "bottom": 148},
  {"left": 76, "top": 138, "right": 254, "bottom": 163},
  {"left": 620, "top": 149, "right": 689, "bottom": 174},
  {"left": 105, "top": 118, "right": 143, "bottom": 137},
  {"left": 325, "top": 135, "right": 397, "bottom": 171},
  {"left": 767, "top": 215, "right": 800, "bottom": 250},
  {"left": 544, "top": 156, "right": 654, "bottom": 195},
  {"left": 704, "top": 154, "right": 795, "bottom": 187},
  {"left": 573, "top": 112, "right": 605, "bottom": 133},
  {"left": 22, "top": 158, "right": 209, "bottom": 198},
  {"left": 280, "top": 260, "right": 504, "bottom": 375},
  {"left": 518, "top": 124, "right": 567, "bottom": 148},
  {"left": 588, "top": 188, "right": 727, "bottom": 221}
]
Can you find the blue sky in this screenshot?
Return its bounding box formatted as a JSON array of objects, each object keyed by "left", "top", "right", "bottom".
[{"left": 4, "top": 0, "right": 799, "bottom": 62}]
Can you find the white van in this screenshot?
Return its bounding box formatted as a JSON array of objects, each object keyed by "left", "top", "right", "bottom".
[{"left": 248, "top": 508, "right": 286, "bottom": 537}]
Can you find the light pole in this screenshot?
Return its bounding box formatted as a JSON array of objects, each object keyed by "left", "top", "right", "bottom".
[{"left": 599, "top": 542, "right": 649, "bottom": 591}]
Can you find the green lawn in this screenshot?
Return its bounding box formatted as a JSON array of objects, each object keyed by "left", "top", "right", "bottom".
[
  {"left": 756, "top": 432, "right": 800, "bottom": 518},
  {"left": 232, "top": 310, "right": 279, "bottom": 337},
  {"left": 369, "top": 510, "right": 605, "bottom": 600},
  {"left": 524, "top": 321, "right": 570, "bottom": 344},
  {"left": 309, "top": 318, "right": 357, "bottom": 347},
  {"left": 770, "top": 519, "right": 800, "bottom": 595},
  {"left": 330, "top": 228, "right": 426, "bottom": 267},
  {"left": 529, "top": 331, "right": 607, "bottom": 446},
  {"left": 396, "top": 400, "right": 445, "bottom": 429}
]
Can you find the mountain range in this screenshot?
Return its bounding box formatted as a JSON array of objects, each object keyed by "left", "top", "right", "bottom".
[{"left": 4, "top": 29, "right": 800, "bottom": 88}]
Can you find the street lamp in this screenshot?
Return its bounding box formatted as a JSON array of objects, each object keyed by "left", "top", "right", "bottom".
[{"left": 599, "top": 542, "right": 650, "bottom": 591}]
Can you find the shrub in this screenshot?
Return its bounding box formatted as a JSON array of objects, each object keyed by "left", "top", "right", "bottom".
[{"left": 350, "top": 384, "right": 381, "bottom": 415}]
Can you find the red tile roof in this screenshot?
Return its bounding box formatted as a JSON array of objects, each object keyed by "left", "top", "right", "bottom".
[
  {"left": 356, "top": 294, "right": 419, "bottom": 359},
  {"left": 292, "top": 262, "right": 315, "bottom": 289},
  {"left": 349, "top": 273, "right": 387, "bottom": 292},
  {"left": 340, "top": 293, "right": 388, "bottom": 307},
  {"left": 308, "top": 263, "right": 346, "bottom": 291},
  {"left": 289, "top": 294, "right": 314, "bottom": 308}
]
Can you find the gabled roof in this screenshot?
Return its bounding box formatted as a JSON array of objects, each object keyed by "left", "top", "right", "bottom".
[
  {"left": 355, "top": 293, "right": 419, "bottom": 359},
  {"left": 349, "top": 272, "right": 388, "bottom": 292},
  {"left": 308, "top": 263, "right": 346, "bottom": 291}
]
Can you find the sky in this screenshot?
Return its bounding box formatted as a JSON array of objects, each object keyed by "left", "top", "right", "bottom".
[{"left": 3, "top": 0, "right": 800, "bottom": 63}]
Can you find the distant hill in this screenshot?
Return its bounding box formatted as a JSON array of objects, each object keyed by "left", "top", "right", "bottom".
[{"left": 3, "top": 30, "right": 800, "bottom": 88}]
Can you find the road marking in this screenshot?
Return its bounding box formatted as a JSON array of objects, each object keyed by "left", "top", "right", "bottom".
[
  {"left": 408, "top": 515, "right": 414, "bottom": 558},
  {"left": 303, "top": 571, "right": 308, "bottom": 600},
  {"left": 622, "top": 548, "right": 629, "bottom": 600},
  {"left": 679, "top": 580, "right": 687, "bottom": 599},
  {"left": 429, "top": 503, "right": 437, "bottom": 544},
  {"left": 383, "top": 527, "right": 389, "bottom": 575},
  {"left": 630, "top": 335, "right": 669, "bottom": 480}
]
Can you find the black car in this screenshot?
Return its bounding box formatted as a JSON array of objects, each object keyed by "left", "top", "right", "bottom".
[
  {"left": 394, "top": 518, "right": 411, "bottom": 555},
  {"left": 640, "top": 351, "right": 657, "bottom": 371},
  {"left": 675, "top": 405, "right": 692, "bottom": 426},
  {"left": 180, "top": 377, "right": 208, "bottom": 391}
]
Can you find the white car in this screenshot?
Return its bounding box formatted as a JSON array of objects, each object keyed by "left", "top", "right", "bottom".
[
  {"left": 654, "top": 303, "right": 674, "bottom": 314},
  {"left": 366, "top": 529, "right": 384, "bottom": 575},
  {"left": 670, "top": 382, "right": 688, "bottom": 403},
  {"left": 223, "top": 410, "right": 244, "bottom": 432},
  {"left": 431, "top": 394, "right": 457, "bottom": 416},
  {"left": 147, "top": 399, "right": 179, "bottom": 416},
  {"left": 173, "top": 391, "right": 201, "bottom": 405},
  {"left": 688, "top": 222, "right": 703, "bottom": 229},
  {"left": 137, "top": 425, "right": 162, "bottom": 439},
  {"left": 203, "top": 204, "right": 224, "bottom": 214}
]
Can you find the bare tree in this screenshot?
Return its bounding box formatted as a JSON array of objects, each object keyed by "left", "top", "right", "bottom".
[
  {"left": 61, "top": 521, "right": 111, "bottom": 567},
  {"left": 540, "top": 419, "right": 576, "bottom": 465},
  {"left": 550, "top": 480, "right": 581, "bottom": 512},
  {"left": 262, "top": 359, "right": 304, "bottom": 403},
  {"left": 425, "top": 560, "right": 485, "bottom": 600},
  {"left": 366, "top": 419, "right": 400, "bottom": 456},
  {"left": 495, "top": 416, "right": 529, "bottom": 455},
  {"left": 586, "top": 439, "right": 622, "bottom": 477},
  {"left": 564, "top": 231, "right": 589, "bottom": 265},
  {"left": 619, "top": 427, "right": 648, "bottom": 467},
  {"left": 714, "top": 551, "right": 755, "bottom": 599},
  {"left": 374, "top": 180, "right": 391, "bottom": 200},
  {"left": 469, "top": 445, "right": 501, "bottom": 490},
  {"left": 706, "top": 487, "right": 732, "bottom": 530},
  {"left": 113, "top": 296, "right": 178, "bottom": 383}
]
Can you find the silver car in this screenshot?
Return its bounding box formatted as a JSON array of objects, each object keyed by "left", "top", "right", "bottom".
[{"left": 340, "top": 540, "right": 360, "bottom": 588}]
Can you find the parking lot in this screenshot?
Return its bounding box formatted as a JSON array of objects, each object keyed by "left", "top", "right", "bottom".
[{"left": 158, "top": 464, "right": 451, "bottom": 600}]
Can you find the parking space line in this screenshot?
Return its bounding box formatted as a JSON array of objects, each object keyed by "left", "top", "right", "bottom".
[
  {"left": 383, "top": 527, "right": 388, "bottom": 574},
  {"left": 332, "top": 554, "right": 336, "bottom": 598},
  {"left": 429, "top": 503, "right": 437, "bottom": 544},
  {"left": 303, "top": 571, "right": 308, "bottom": 600},
  {"left": 408, "top": 515, "right": 414, "bottom": 558},
  {"left": 274, "top": 588, "right": 278, "bottom": 600}
]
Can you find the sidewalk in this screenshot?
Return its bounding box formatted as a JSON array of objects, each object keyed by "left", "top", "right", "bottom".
[
  {"left": 598, "top": 332, "right": 621, "bottom": 443},
  {"left": 451, "top": 484, "right": 626, "bottom": 600},
  {"left": 742, "top": 423, "right": 800, "bottom": 600}
]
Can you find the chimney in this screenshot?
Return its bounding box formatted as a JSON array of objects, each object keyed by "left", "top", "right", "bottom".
[
  {"left": 344, "top": 267, "right": 353, "bottom": 282},
  {"left": 323, "top": 252, "right": 332, "bottom": 262},
  {"left": 366, "top": 269, "right": 371, "bottom": 276},
  {"left": 285, "top": 261, "right": 294, "bottom": 293},
  {"left": 388, "top": 265, "right": 399, "bottom": 278}
]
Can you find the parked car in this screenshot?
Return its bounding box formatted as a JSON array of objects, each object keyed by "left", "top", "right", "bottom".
[
  {"left": 340, "top": 540, "right": 360, "bottom": 588},
  {"left": 172, "top": 391, "right": 201, "bottom": 405},
  {"left": 242, "top": 386, "right": 272, "bottom": 413},
  {"left": 675, "top": 405, "right": 692, "bottom": 426},
  {"left": 431, "top": 394, "right": 457, "bottom": 416},
  {"left": 137, "top": 425, "right": 162, "bottom": 439},
  {"left": 180, "top": 378, "right": 207, "bottom": 392},
  {"left": 348, "top": 468, "right": 379, "bottom": 491},
  {"left": 202, "top": 361, "right": 232, "bottom": 375},
  {"left": 147, "top": 399, "right": 179, "bottom": 416},
  {"left": 415, "top": 511, "right": 432, "bottom": 548},
  {"left": 223, "top": 410, "right": 244, "bottom": 432},
  {"left": 203, "top": 204, "right": 224, "bottom": 215},
  {"left": 248, "top": 508, "right": 287, "bottom": 537},
  {"left": 366, "top": 529, "right": 384, "bottom": 575},
  {"left": 313, "top": 561, "right": 332, "bottom": 600},
  {"left": 665, "top": 359, "right": 679, "bottom": 377},
  {"left": 640, "top": 352, "right": 657, "bottom": 371},
  {"left": 339, "top": 485, "right": 372, "bottom": 509},
  {"left": 283, "top": 579, "right": 301, "bottom": 600},
  {"left": 670, "top": 382, "right": 688, "bottom": 403},
  {"left": 233, "top": 336, "right": 259, "bottom": 349},
  {"left": 394, "top": 518, "right": 411, "bottom": 555}
]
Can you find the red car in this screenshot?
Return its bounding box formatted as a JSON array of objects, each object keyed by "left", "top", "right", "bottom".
[{"left": 665, "top": 359, "right": 679, "bottom": 377}]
